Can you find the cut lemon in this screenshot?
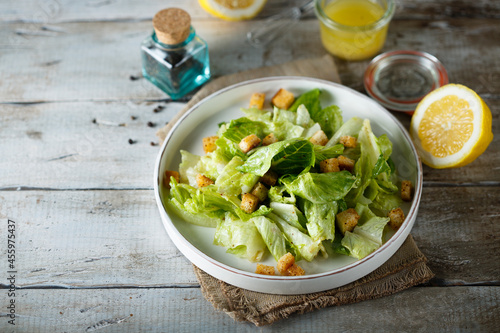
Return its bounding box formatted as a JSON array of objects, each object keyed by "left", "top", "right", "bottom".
[
  {"left": 410, "top": 84, "right": 493, "bottom": 168},
  {"left": 198, "top": 0, "right": 267, "bottom": 21}
]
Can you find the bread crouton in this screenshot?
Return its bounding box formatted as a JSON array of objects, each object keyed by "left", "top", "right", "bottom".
[
  {"left": 277, "top": 252, "right": 295, "bottom": 275},
  {"left": 271, "top": 88, "right": 295, "bottom": 110},
  {"left": 286, "top": 263, "right": 305, "bottom": 276},
  {"left": 255, "top": 263, "right": 275, "bottom": 275},
  {"left": 320, "top": 158, "right": 340, "bottom": 173},
  {"left": 249, "top": 93, "right": 266, "bottom": 110},
  {"left": 338, "top": 155, "right": 355, "bottom": 173},
  {"left": 259, "top": 170, "right": 278, "bottom": 187},
  {"left": 336, "top": 208, "right": 360, "bottom": 235},
  {"left": 239, "top": 134, "right": 261, "bottom": 153},
  {"left": 401, "top": 180, "right": 413, "bottom": 202},
  {"left": 202, "top": 136, "right": 218, "bottom": 153},
  {"left": 388, "top": 207, "right": 405, "bottom": 230},
  {"left": 262, "top": 133, "right": 278, "bottom": 146},
  {"left": 241, "top": 193, "right": 259, "bottom": 214},
  {"left": 196, "top": 174, "right": 214, "bottom": 188},
  {"left": 339, "top": 135, "right": 357, "bottom": 148},
  {"left": 163, "top": 170, "right": 180, "bottom": 189},
  {"left": 251, "top": 182, "right": 269, "bottom": 202},
  {"left": 309, "top": 130, "right": 329, "bottom": 146}
]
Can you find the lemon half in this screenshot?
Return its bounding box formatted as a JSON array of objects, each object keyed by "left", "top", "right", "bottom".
[
  {"left": 199, "top": 0, "right": 267, "bottom": 21},
  {"left": 410, "top": 84, "right": 493, "bottom": 169}
]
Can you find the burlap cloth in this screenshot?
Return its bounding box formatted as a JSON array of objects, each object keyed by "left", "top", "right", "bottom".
[{"left": 156, "top": 55, "right": 434, "bottom": 326}]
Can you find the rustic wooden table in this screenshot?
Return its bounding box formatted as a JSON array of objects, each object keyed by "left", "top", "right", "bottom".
[{"left": 1, "top": 0, "right": 499, "bottom": 332}]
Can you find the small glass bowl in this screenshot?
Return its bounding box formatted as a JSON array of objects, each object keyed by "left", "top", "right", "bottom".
[{"left": 364, "top": 50, "right": 448, "bottom": 113}]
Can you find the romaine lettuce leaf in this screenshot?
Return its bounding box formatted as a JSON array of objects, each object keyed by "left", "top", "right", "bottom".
[
  {"left": 353, "top": 203, "right": 389, "bottom": 246},
  {"left": 341, "top": 231, "right": 380, "bottom": 260},
  {"left": 215, "top": 156, "right": 260, "bottom": 196},
  {"left": 214, "top": 213, "right": 267, "bottom": 262},
  {"left": 326, "top": 117, "right": 363, "bottom": 147},
  {"left": 282, "top": 171, "right": 356, "bottom": 204},
  {"left": 314, "top": 143, "right": 344, "bottom": 162},
  {"left": 303, "top": 200, "right": 338, "bottom": 242},
  {"left": 296, "top": 104, "right": 313, "bottom": 127},
  {"left": 252, "top": 216, "right": 288, "bottom": 261},
  {"left": 313, "top": 105, "right": 343, "bottom": 138},
  {"left": 237, "top": 138, "right": 315, "bottom": 176},
  {"left": 289, "top": 88, "right": 322, "bottom": 117},
  {"left": 169, "top": 179, "right": 270, "bottom": 223},
  {"left": 241, "top": 107, "right": 272, "bottom": 123},
  {"left": 269, "top": 202, "right": 307, "bottom": 233},
  {"left": 179, "top": 150, "right": 201, "bottom": 186},
  {"left": 268, "top": 212, "right": 323, "bottom": 262},
  {"left": 268, "top": 185, "right": 296, "bottom": 204},
  {"left": 215, "top": 117, "right": 267, "bottom": 160}
]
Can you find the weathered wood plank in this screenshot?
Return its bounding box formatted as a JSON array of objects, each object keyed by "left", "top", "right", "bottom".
[
  {"left": 0, "top": 101, "right": 183, "bottom": 189},
  {"left": 1, "top": 19, "right": 499, "bottom": 102},
  {"left": 0, "top": 287, "right": 498, "bottom": 332},
  {"left": 1, "top": 0, "right": 499, "bottom": 23},
  {"left": 1, "top": 187, "right": 498, "bottom": 288},
  {"left": 1, "top": 98, "right": 498, "bottom": 189}
]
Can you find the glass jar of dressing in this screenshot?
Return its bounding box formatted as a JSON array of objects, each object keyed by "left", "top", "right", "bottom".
[
  {"left": 141, "top": 8, "right": 211, "bottom": 100},
  {"left": 314, "top": 0, "right": 395, "bottom": 61}
]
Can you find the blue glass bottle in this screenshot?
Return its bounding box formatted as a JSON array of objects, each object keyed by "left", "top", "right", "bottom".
[{"left": 141, "top": 8, "right": 210, "bottom": 100}]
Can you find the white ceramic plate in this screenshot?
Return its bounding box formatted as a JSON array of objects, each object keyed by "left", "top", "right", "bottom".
[{"left": 154, "top": 77, "right": 423, "bottom": 295}]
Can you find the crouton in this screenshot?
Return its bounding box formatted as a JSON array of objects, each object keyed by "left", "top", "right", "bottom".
[
  {"left": 196, "top": 174, "right": 214, "bottom": 188},
  {"left": 320, "top": 158, "right": 340, "bottom": 173},
  {"left": 277, "top": 252, "right": 295, "bottom": 275},
  {"left": 241, "top": 193, "right": 259, "bottom": 214},
  {"left": 202, "top": 136, "right": 219, "bottom": 153},
  {"left": 309, "top": 130, "right": 329, "bottom": 146},
  {"left": 338, "top": 155, "right": 355, "bottom": 173},
  {"left": 271, "top": 88, "right": 295, "bottom": 110},
  {"left": 339, "top": 135, "right": 357, "bottom": 148},
  {"left": 251, "top": 182, "right": 269, "bottom": 202},
  {"left": 388, "top": 207, "right": 405, "bottom": 230},
  {"left": 239, "top": 134, "right": 261, "bottom": 153},
  {"left": 262, "top": 133, "right": 278, "bottom": 146},
  {"left": 401, "top": 180, "right": 413, "bottom": 202},
  {"left": 286, "top": 263, "right": 305, "bottom": 276},
  {"left": 255, "top": 263, "right": 275, "bottom": 275},
  {"left": 163, "top": 170, "right": 180, "bottom": 189},
  {"left": 249, "top": 93, "right": 266, "bottom": 110},
  {"left": 260, "top": 170, "right": 278, "bottom": 187},
  {"left": 336, "top": 208, "right": 360, "bottom": 235}
]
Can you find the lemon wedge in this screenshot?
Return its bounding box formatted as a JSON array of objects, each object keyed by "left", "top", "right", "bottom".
[
  {"left": 198, "top": 0, "right": 267, "bottom": 21},
  {"left": 410, "top": 84, "right": 493, "bottom": 169}
]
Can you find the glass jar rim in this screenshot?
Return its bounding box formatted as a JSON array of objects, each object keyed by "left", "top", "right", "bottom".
[{"left": 314, "top": 0, "right": 396, "bottom": 32}]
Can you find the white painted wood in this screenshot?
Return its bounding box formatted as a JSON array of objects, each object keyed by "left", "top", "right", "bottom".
[
  {"left": 1, "top": 19, "right": 499, "bottom": 103},
  {"left": 2, "top": 0, "right": 499, "bottom": 23},
  {"left": 1, "top": 287, "right": 498, "bottom": 332},
  {"left": 0, "top": 187, "right": 498, "bottom": 288},
  {"left": 2, "top": 190, "right": 198, "bottom": 288},
  {"left": 0, "top": 99, "right": 497, "bottom": 189},
  {"left": 0, "top": 101, "right": 183, "bottom": 189},
  {"left": 0, "top": 0, "right": 498, "bottom": 330}
]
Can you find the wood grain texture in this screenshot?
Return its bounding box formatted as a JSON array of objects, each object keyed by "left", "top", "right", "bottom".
[
  {"left": 1, "top": 19, "right": 499, "bottom": 102},
  {"left": 1, "top": 0, "right": 499, "bottom": 330},
  {"left": 1, "top": 0, "right": 499, "bottom": 23},
  {"left": 0, "top": 101, "right": 183, "bottom": 189},
  {"left": 1, "top": 187, "right": 498, "bottom": 288},
  {"left": 0, "top": 99, "right": 497, "bottom": 189},
  {"left": 0, "top": 287, "right": 498, "bottom": 332}
]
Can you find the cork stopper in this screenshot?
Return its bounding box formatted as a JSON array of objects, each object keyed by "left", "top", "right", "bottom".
[{"left": 153, "top": 8, "right": 191, "bottom": 45}]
